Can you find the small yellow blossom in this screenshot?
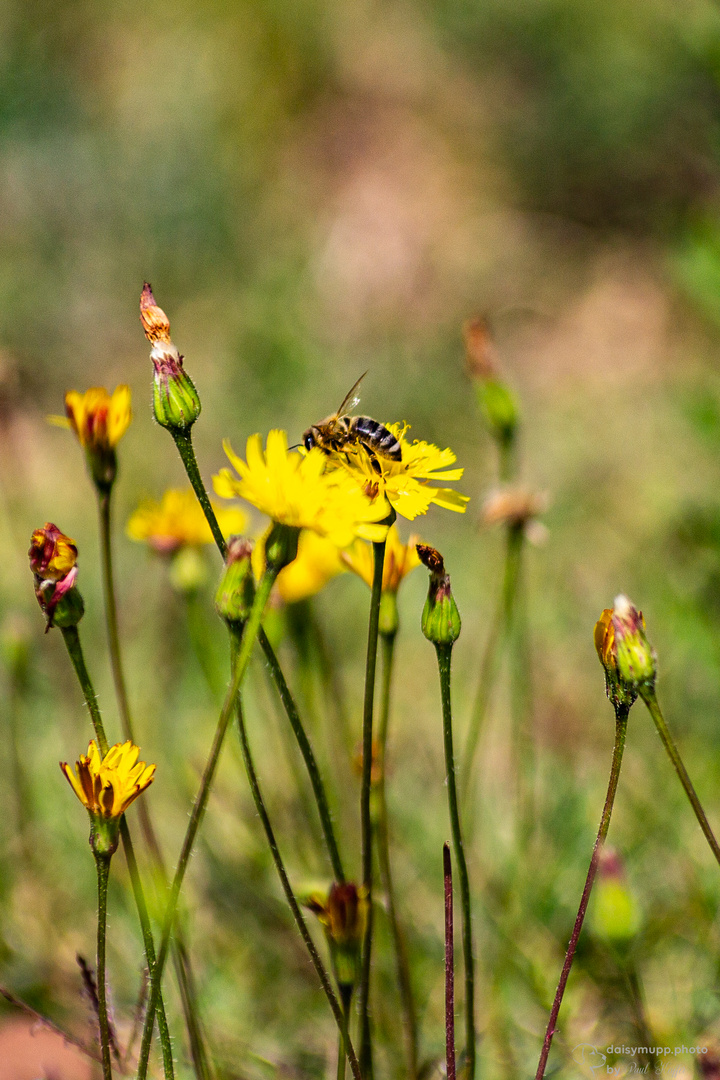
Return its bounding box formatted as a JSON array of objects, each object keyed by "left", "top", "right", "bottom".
[
  {"left": 331, "top": 423, "right": 469, "bottom": 521},
  {"left": 61, "top": 740, "right": 155, "bottom": 820},
  {"left": 342, "top": 524, "right": 420, "bottom": 593},
  {"left": 274, "top": 530, "right": 346, "bottom": 604},
  {"left": 213, "top": 430, "right": 390, "bottom": 547},
  {"left": 51, "top": 387, "right": 132, "bottom": 451},
  {"left": 127, "top": 489, "right": 247, "bottom": 555}
]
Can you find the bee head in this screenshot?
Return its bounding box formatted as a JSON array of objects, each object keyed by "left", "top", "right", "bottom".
[{"left": 302, "top": 427, "right": 317, "bottom": 452}]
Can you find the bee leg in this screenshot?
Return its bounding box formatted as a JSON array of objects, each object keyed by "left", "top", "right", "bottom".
[{"left": 369, "top": 452, "right": 383, "bottom": 475}]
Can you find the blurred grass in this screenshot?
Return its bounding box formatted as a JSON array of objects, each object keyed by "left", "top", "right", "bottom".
[{"left": 5, "top": 0, "right": 720, "bottom": 1077}]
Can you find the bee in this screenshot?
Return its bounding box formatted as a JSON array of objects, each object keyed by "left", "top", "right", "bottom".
[{"left": 302, "top": 373, "right": 402, "bottom": 473}]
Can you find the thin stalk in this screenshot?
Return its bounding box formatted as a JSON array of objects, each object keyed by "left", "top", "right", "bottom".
[
  {"left": 444, "top": 843, "right": 456, "bottom": 1080},
  {"left": 358, "top": 537, "right": 387, "bottom": 1079},
  {"left": 642, "top": 691, "right": 720, "bottom": 867},
  {"left": 534, "top": 704, "right": 629, "bottom": 1080},
  {"left": 119, "top": 819, "right": 175, "bottom": 1080},
  {"left": 95, "top": 853, "right": 114, "bottom": 1080},
  {"left": 172, "top": 432, "right": 227, "bottom": 557},
  {"left": 98, "top": 488, "right": 210, "bottom": 1080},
  {"left": 231, "top": 646, "right": 361, "bottom": 1080},
  {"left": 376, "top": 631, "right": 418, "bottom": 1079},
  {"left": 258, "top": 627, "right": 345, "bottom": 882},
  {"left": 135, "top": 570, "right": 275, "bottom": 1080},
  {"left": 462, "top": 525, "right": 523, "bottom": 800},
  {"left": 436, "top": 644, "right": 476, "bottom": 1080},
  {"left": 59, "top": 627, "right": 174, "bottom": 1078}
]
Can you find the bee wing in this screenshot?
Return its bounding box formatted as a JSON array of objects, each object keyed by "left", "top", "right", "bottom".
[{"left": 336, "top": 371, "right": 368, "bottom": 415}]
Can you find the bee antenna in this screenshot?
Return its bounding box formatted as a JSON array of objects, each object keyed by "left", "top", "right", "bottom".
[{"left": 287, "top": 441, "right": 301, "bottom": 451}]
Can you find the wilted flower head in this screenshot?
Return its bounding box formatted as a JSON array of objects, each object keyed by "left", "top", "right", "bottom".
[
  {"left": 127, "top": 489, "right": 247, "bottom": 555},
  {"left": 214, "top": 430, "right": 391, "bottom": 553},
  {"left": 595, "top": 595, "right": 655, "bottom": 707},
  {"left": 61, "top": 740, "right": 156, "bottom": 855},
  {"left": 417, "top": 543, "right": 461, "bottom": 646},
  {"left": 482, "top": 486, "right": 548, "bottom": 543},
  {"left": 462, "top": 317, "right": 519, "bottom": 449},
  {"left": 29, "top": 523, "right": 83, "bottom": 630},
  {"left": 463, "top": 317, "right": 498, "bottom": 381},
  {"left": 140, "top": 283, "right": 201, "bottom": 433}
]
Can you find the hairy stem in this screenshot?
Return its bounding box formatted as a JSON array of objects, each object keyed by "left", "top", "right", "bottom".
[
  {"left": 172, "top": 432, "right": 227, "bottom": 557},
  {"left": 535, "top": 704, "right": 629, "bottom": 1080},
  {"left": 358, "top": 538, "right": 386, "bottom": 1079},
  {"left": 642, "top": 691, "right": 720, "bottom": 867},
  {"left": 135, "top": 570, "right": 275, "bottom": 1080},
  {"left": 376, "top": 631, "right": 418, "bottom": 1079},
  {"left": 444, "top": 843, "right": 456, "bottom": 1080},
  {"left": 95, "top": 853, "right": 113, "bottom": 1080},
  {"left": 436, "top": 644, "right": 476, "bottom": 1080}
]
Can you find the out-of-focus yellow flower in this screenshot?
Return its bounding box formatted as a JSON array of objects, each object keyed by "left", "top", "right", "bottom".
[
  {"left": 342, "top": 524, "right": 420, "bottom": 594},
  {"left": 127, "top": 489, "right": 247, "bottom": 555},
  {"left": 53, "top": 387, "right": 132, "bottom": 450},
  {"left": 273, "top": 530, "right": 345, "bottom": 604},
  {"left": 61, "top": 740, "right": 155, "bottom": 820},
  {"left": 213, "top": 430, "right": 390, "bottom": 548},
  {"left": 333, "top": 423, "right": 469, "bottom": 521},
  {"left": 29, "top": 523, "right": 77, "bottom": 581}
]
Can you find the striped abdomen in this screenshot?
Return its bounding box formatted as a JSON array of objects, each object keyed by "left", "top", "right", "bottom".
[{"left": 348, "top": 416, "right": 402, "bottom": 462}]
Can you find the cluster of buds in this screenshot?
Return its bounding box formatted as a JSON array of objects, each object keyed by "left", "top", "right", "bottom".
[
  {"left": 304, "top": 882, "right": 368, "bottom": 1000},
  {"left": 140, "top": 283, "right": 201, "bottom": 434},
  {"left": 463, "top": 318, "right": 519, "bottom": 453},
  {"left": 417, "top": 544, "right": 461, "bottom": 647},
  {"left": 594, "top": 595, "right": 656, "bottom": 709},
  {"left": 28, "top": 523, "right": 84, "bottom": 631}
]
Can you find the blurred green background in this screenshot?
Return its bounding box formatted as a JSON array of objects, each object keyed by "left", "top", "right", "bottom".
[{"left": 5, "top": 0, "right": 720, "bottom": 1077}]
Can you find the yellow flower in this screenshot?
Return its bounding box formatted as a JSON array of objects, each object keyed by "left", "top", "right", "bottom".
[
  {"left": 342, "top": 524, "right": 421, "bottom": 593},
  {"left": 331, "top": 423, "right": 469, "bottom": 521},
  {"left": 127, "top": 488, "right": 247, "bottom": 555},
  {"left": 61, "top": 740, "right": 155, "bottom": 820},
  {"left": 274, "top": 530, "right": 346, "bottom": 604},
  {"left": 213, "top": 430, "right": 390, "bottom": 547},
  {"left": 51, "top": 386, "right": 132, "bottom": 451}
]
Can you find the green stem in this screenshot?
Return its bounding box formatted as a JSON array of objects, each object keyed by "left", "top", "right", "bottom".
[
  {"left": 98, "top": 488, "right": 210, "bottom": 1080},
  {"left": 436, "top": 644, "right": 476, "bottom": 1080},
  {"left": 534, "top": 704, "right": 629, "bottom": 1080},
  {"left": 119, "top": 819, "right": 175, "bottom": 1080},
  {"left": 462, "top": 525, "right": 523, "bottom": 800},
  {"left": 135, "top": 570, "right": 275, "bottom": 1080},
  {"left": 258, "top": 627, "right": 345, "bottom": 882},
  {"left": 230, "top": 639, "right": 361, "bottom": 1080},
  {"left": 376, "top": 631, "right": 418, "bottom": 1080},
  {"left": 59, "top": 627, "right": 174, "bottom": 1078},
  {"left": 642, "top": 691, "right": 720, "bottom": 867},
  {"left": 358, "top": 537, "right": 386, "bottom": 1079},
  {"left": 172, "top": 432, "right": 227, "bottom": 558},
  {"left": 95, "top": 853, "right": 114, "bottom": 1080}
]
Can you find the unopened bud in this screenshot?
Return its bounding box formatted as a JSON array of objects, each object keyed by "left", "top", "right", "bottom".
[
  {"left": 264, "top": 522, "right": 300, "bottom": 576},
  {"left": 463, "top": 318, "right": 519, "bottom": 448},
  {"left": 590, "top": 847, "right": 641, "bottom": 945},
  {"left": 304, "top": 882, "right": 368, "bottom": 992},
  {"left": 417, "top": 544, "right": 461, "bottom": 646},
  {"left": 612, "top": 595, "right": 656, "bottom": 697},
  {"left": 140, "top": 284, "right": 201, "bottom": 434},
  {"left": 215, "top": 537, "right": 254, "bottom": 625}
]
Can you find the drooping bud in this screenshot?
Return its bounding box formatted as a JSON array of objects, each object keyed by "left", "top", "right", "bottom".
[
  {"left": 140, "top": 283, "right": 201, "bottom": 434},
  {"left": 463, "top": 318, "right": 519, "bottom": 451},
  {"left": 417, "top": 544, "right": 461, "bottom": 647},
  {"left": 304, "top": 882, "right": 368, "bottom": 995},
  {"left": 215, "top": 537, "right": 255, "bottom": 626},
  {"left": 29, "top": 524, "right": 84, "bottom": 631}
]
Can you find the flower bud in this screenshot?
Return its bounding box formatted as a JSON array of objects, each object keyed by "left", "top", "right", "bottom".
[
  {"left": 417, "top": 544, "right": 461, "bottom": 646},
  {"left": 140, "top": 284, "right": 201, "bottom": 434},
  {"left": 304, "top": 882, "right": 368, "bottom": 993},
  {"left": 612, "top": 594, "right": 656, "bottom": 695},
  {"left": 215, "top": 537, "right": 255, "bottom": 625},
  {"left": 590, "top": 847, "right": 641, "bottom": 945},
  {"left": 264, "top": 522, "right": 300, "bottom": 576},
  {"left": 29, "top": 524, "right": 84, "bottom": 631}
]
